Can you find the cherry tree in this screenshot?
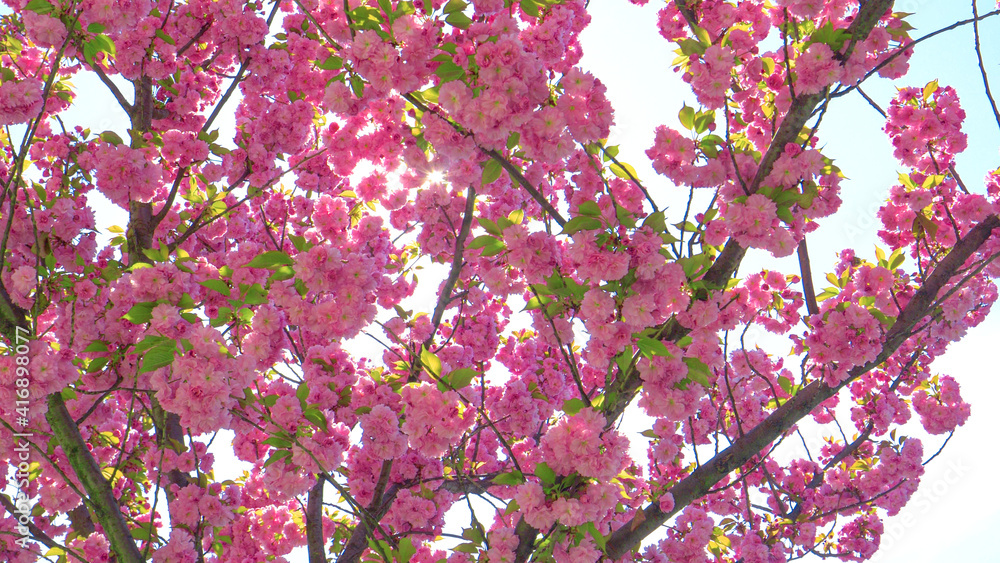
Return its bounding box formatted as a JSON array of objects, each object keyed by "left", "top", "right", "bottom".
[{"left": 1, "top": 0, "right": 999, "bottom": 561}]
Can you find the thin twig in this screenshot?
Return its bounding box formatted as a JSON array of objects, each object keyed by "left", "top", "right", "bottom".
[
  {"left": 797, "top": 239, "right": 820, "bottom": 316},
  {"left": 972, "top": 0, "right": 1000, "bottom": 130},
  {"left": 424, "top": 186, "right": 477, "bottom": 350}
]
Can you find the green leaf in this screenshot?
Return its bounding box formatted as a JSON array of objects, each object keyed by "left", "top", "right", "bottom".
[
  {"left": 296, "top": 382, "right": 310, "bottom": 403},
  {"left": 139, "top": 345, "right": 176, "bottom": 373},
  {"left": 869, "top": 308, "right": 895, "bottom": 328},
  {"left": 777, "top": 376, "right": 793, "bottom": 395},
  {"left": 520, "top": 0, "right": 539, "bottom": 18},
  {"left": 288, "top": 234, "right": 313, "bottom": 252},
  {"left": 562, "top": 398, "right": 586, "bottom": 415},
  {"left": 24, "top": 0, "right": 54, "bottom": 14},
  {"left": 129, "top": 522, "right": 155, "bottom": 542},
  {"left": 534, "top": 462, "right": 556, "bottom": 485},
  {"left": 242, "top": 284, "right": 268, "bottom": 305},
  {"left": 577, "top": 201, "right": 601, "bottom": 217},
  {"left": 303, "top": 408, "right": 328, "bottom": 429},
  {"left": 445, "top": 11, "right": 472, "bottom": 28},
  {"left": 83, "top": 341, "right": 109, "bottom": 353},
  {"left": 468, "top": 235, "right": 499, "bottom": 250},
  {"left": 123, "top": 303, "right": 155, "bottom": 324},
  {"left": 210, "top": 306, "right": 232, "bottom": 327},
  {"left": 478, "top": 217, "right": 502, "bottom": 236},
  {"left": 491, "top": 471, "right": 525, "bottom": 486},
  {"left": 678, "top": 105, "right": 695, "bottom": 130},
  {"left": 692, "top": 24, "right": 712, "bottom": 46},
  {"left": 448, "top": 368, "right": 478, "bottom": 389},
  {"left": 246, "top": 250, "right": 294, "bottom": 269},
  {"left": 506, "top": 131, "right": 520, "bottom": 150},
  {"left": 316, "top": 55, "right": 343, "bottom": 70},
  {"left": 263, "top": 450, "right": 291, "bottom": 467},
  {"left": 898, "top": 172, "right": 916, "bottom": 190},
  {"left": 86, "top": 356, "right": 108, "bottom": 373},
  {"left": 420, "top": 347, "right": 442, "bottom": 377},
  {"left": 476, "top": 237, "right": 506, "bottom": 256},
  {"left": 295, "top": 279, "right": 309, "bottom": 297},
  {"left": 776, "top": 206, "right": 794, "bottom": 223},
  {"left": 816, "top": 288, "right": 839, "bottom": 302},
  {"left": 87, "top": 23, "right": 106, "bottom": 33},
  {"left": 643, "top": 211, "right": 667, "bottom": 233},
  {"left": 200, "top": 279, "right": 230, "bottom": 296},
  {"left": 683, "top": 357, "right": 712, "bottom": 387},
  {"left": 154, "top": 29, "right": 175, "bottom": 46},
  {"left": 134, "top": 335, "right": 172, "bottom": 353},
  {"left": 922, "top": 79, "right": 939, "bottom": 102},
  {"left": 443, "top": 0, "right": 467, "bottom": 13},
  {"left": 263, "top": 436, "right": 293, "bottom": 449},
  {"left": 435, "top": 61, "right": 465, "bottom": 83},
  {"left": 397, "top": 538, "right": 417, "bottom": 563},
  {"left": 482, "top": 159, "right": 503, "bottom": 185},
  {"left": 609, "top": 161, "right": 638, "bottom": 181},
  {"left": 560, "top": 215, "right": 602, "bottom": 235},
  {"left": 270, "top": 265, "right": 296, "bottom": 282},
  {"left": 616, "top": 209, "right": 637, "bottom": 231},
  {"left": 582, "top": 521, "right": 607, "bottom": 549},
  {"left": 636, "top": 337, "right": 672, "bottom": 358},
  {"left": 693, "top": 111, "right": 715, "bottom": 134},
  {"left": 100, "top": 131, "right": 124, "bottom": 145},
  {"left": 888, "top": 249, "right": 905, "bottom": 270},
  {"left": 524, "top": 294, "right": 553, "bottom": 310},
  {"left": 350, "top": 74, "right": 365, "bottom": 97},
  {"left": 83, "top": 35, "right": 116, "bottom": 64}
]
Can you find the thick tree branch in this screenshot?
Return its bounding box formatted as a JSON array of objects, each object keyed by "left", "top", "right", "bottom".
[
  {"left": 307, "top": 478, "right": 326, "bottom": 563},
  {"left": 45, "top": 394, "right": 144, "bottom": 562},
  {"left": 513, "top": 518, "right": 538, "bottom": 563},
  {"left": 338, "top": 460, "right": 394, "bottom": 563},
  {"left": 604, "top": 213, "right": 1000, "bottom": 558},
  {"left": 602, "top": 0, "right": 896, "bottom": 435}
]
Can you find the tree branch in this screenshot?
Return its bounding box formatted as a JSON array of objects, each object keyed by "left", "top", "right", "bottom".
[
  {"left": 972, "top": 0, "right": 1000, "bottom": 131},
  {"left": 91, "top": 64, "right": 133, "bottom": 115},
  {"left": 338, "top": 460, "right": 394, "bottom": 563},
  {"left": 604, "top": 213, "right": 1000, "bottom": 558},
  {"left": 400, "top": 92, "right": 568, "bottom": 227},
  {"left": 307, "top": 477, "right": 326, "bottom": 563},
  {"left": 602, "top": 0, "right": 897, "bottom": 430},
  {"left": 0, "top": 493, "right": 58, "bottom": 550},
  {"left": 424, "top": 186, "right": 476, "bottom": 350},
  {"left": 45, "top": 394, "right": 144, "bottom": 562},
  {"left": 797, "top": 238, "right": 820, "bottom": 316}
]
